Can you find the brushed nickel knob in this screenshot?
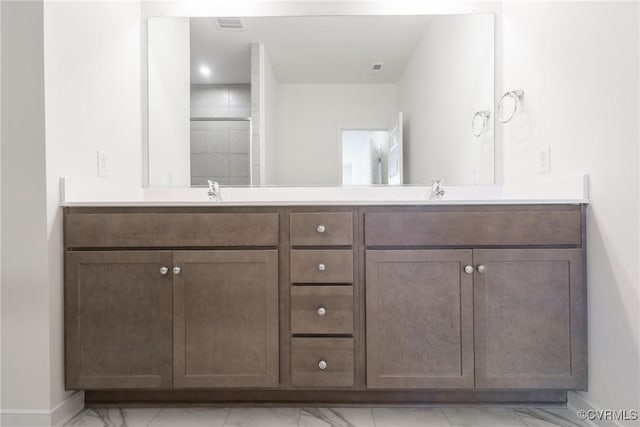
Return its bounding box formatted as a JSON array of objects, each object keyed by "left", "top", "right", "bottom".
[
  {"left": 173, "top": 266, "right": 182, "bottom": 275},
  {"left": 318, "top": 263, "right": 326, "bottom": 271},
  {"left": 477, "top": 265, "right": 486, "bottom": 274},
  {"left": 464, "top": 265, "right": 474, "bottom": 274},
  {"left": 317, "top": 306, "right": 327, "bottom": 316},
  {"left": 160, "top": 266, "right": 169, "bottom": 276},
  {"left": 316, "top": 224, "right": 326, "bottom": 233},
  {"left": 318, "top": 360, "right": 327, "bottom": 370}
]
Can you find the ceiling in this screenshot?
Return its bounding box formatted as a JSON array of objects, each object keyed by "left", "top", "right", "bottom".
[{"left": 189, "top": 15, "right": 431, "bottom": 85}]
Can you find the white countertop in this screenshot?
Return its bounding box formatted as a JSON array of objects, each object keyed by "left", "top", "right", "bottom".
[{"left": 60, "top": 174, "right": 589, "bottom": 207}]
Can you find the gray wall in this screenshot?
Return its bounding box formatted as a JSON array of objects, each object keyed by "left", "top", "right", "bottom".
[{"left": 1, "top": 0, "right": 51, "bottom": 419}]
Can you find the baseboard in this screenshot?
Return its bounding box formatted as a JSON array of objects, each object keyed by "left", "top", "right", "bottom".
[
  {"left": 0, "top": 412, "right": 51, "bottom": 427},
  {"left": 52, "top": 391, "right": 85, "bottom": 427},
  {"left": 0, "top": 392, "right": 85, "bottom": 427},
  {"left": 568, "top": 391, "right": 626, "bottom": 427}
]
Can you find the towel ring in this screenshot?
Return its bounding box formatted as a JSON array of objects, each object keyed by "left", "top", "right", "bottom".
[
  {"left": 497, "top": 89, "right": 524, "bottom": 123},
  {"left": 471, "top": 109, "right": 491, "bottom": 137}
]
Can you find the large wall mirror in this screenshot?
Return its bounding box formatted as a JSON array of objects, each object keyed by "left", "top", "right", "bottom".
[{"left": 147, "top": 14, "right": 495, "bottom": 187}]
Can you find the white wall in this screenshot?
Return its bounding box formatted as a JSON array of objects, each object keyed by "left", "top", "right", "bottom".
[
  {"left": 275, "top": 84, "right": 397, "bottom": 186},
  {"left": 141, "top": 1, "right": 500, "bottom": 19},
  {"left": 399, "top": 14, "right": 494, "bottom": 185},
  {"left": 44, "top": 0, "right": 142, "bottom": 415},
  {"left": 0, "top": 0, "right": 3, "bottom": 414},
  {"left": 2, "top": 0, "right": 142, "bottom": 422},
  {"left": 1, "top": 2, "right": 51, "bottom": 425},
  {"left": 501, "top": 2, "right": 639, "bottom": 425},
  {"left": 148, "top": 17, "right": 190, "bottom": 187}
]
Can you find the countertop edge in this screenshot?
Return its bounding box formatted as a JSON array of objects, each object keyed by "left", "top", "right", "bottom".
[{"left": 60, "top": 199, "right": 590, "bottom": 207}]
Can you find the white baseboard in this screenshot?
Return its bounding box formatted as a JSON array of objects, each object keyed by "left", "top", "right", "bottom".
[
  {"left": 1, "top": 392, "right": 85, "bottom": 427},
  {"left": 568, "top": 391, "right": 623, "bottom": 427},
  {"left": 52, "top": 391, "right": 85, "bottom": 427}
]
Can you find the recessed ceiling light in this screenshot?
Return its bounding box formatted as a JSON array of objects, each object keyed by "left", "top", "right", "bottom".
[{"left": 199, "top": 65, "right": 211, "bottom": 77}]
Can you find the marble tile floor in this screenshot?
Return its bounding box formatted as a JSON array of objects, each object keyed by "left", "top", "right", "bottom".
[{"left": 64, "top": 406, "right": 590, "bottom": 427}]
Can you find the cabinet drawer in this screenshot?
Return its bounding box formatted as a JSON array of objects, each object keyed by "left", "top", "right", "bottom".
[
  {"left": 290, "top": 212, "right": 353, "bottom": 246},
  {"left": 290, "top": 250, "right": 353, "bottom": 283},
  {"left": 291, "top": 286, "right": 353, "bottom": 334},
  {"left": 291, "top": 338, "right": 354, "bottom": 388},
  {"left": 364, "top": 208, "right": 581, "bottom": 247},
  {"left": 65, "top": 212, "right": 279, "bottom": 248}
]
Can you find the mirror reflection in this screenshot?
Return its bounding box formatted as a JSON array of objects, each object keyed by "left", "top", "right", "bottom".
[{"left": 147, "top": 14, "right": 495, "bottom": 187}]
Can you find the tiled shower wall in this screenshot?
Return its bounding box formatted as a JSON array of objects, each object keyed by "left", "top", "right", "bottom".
[{"left": 190, "top": 84, "right": 251, "bottom": 186}]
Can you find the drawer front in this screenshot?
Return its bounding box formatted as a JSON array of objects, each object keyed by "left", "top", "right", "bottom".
[
  {"left": 290, "top": 250, "right": 354, "bottom": 283},
  {"left": 364, "top": 209, "right": 582, "bottom": 247},
  {"left": 65, "top": 212, "right": 279, "bottom": 248},
  {"left": 291, "top": 338, "right": 354, "bottom": 388},
  {"left": 290, "top": 212, "right": 353, "bottom": 246},
  {"left": 291, "top": 286, "right": 353, "bottom": 334}
]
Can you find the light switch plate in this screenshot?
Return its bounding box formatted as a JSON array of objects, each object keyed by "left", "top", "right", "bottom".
[
  {"left": 98, "top": 150, "right": 110, "bottom": 177},
  {"left": 538, "top": 146, "right": 550, "bottom": 174}
]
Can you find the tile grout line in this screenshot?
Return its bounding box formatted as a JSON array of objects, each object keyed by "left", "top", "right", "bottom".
[
  {"left": 369, "top": 407, "right": 378, "bottom": 427},
  {"left": 440, "top": 407, "right": 455, "bottom": 427},
  {"left": 297, "top": 407, "right": 303, "bottom": 426},
  {"left": 62, "top": 408, "right": 88, "bottom": 427},
  {"left": 145, "top": 406, "right": 165, "bottom": 427},
  {"left": 222, "top": 407, "right": 233, "bottom": 427},
  {"left": 371, "top": 407, "right": 381, "bottom": 427},
  {"left": 512, "top": 408, "right": 537, "bottom": 427}
]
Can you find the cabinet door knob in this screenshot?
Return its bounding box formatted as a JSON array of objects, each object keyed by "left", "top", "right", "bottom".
[
  {"left": 173, "top": 266, "right": 182, "bottom": 275},
  {"left": 318, "top": 360, "right": 328, "bottom": 370},
  {"left": 318, "top": 263, "right": 326, "bottom": 271},
  {"left": 464, "top": 265, "right": 473, "bottom": 274},
  {"left": 477, "top": 265, "right": 486, "bottom": 274},
  {"left": 160, "top": 266, "right": 169, "bottom": 276},
  {"left": 317, "top": 306, "right": 327, "bottom": 316},
  {"left": 316, "top": 224, "right": 326, "bottom": 233}
]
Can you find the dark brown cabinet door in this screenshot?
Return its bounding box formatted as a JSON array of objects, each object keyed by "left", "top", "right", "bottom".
[
  {"left": 173, "top": 250, "right": 279, "bottom": 388},
  {"left": 65, "top": 251, "right": 173, "bottom": 389},
  {"left": 474, "top": 249, "right": 586, "bottom": 389},
  {"left": 366, "top": 250, "right": 474, "bottom": 389}
]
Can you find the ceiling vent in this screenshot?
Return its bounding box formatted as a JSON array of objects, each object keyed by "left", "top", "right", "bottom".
[
  {"left": 215, "top": 17, "right": 245, "bottom": 31},
  {"left": 372, "top": 63, "right": 384, "bottom": 71}
]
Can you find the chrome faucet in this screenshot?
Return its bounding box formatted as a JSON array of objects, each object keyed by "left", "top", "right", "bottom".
[
  {"left": 430, "top": 179, "right": 445, "bottom": 200},
  {"left": 207, "top": 180, "right": 222, "bottom": 201}
]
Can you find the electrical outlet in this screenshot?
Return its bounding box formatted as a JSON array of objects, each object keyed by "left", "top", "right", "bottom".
[
  {"left": 538, "top": 146, "right": 550, "bottom": 174},
  {"left": 97, "top": 150, "right": 111, "bottom": 177}
]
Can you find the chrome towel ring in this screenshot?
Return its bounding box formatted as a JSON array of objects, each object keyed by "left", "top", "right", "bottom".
[
  {"left": 497, "top": 89, "right": 524, "bottom": 123},
  {"left": 471, "top": 109, "right": 491, "bottom": 137}
]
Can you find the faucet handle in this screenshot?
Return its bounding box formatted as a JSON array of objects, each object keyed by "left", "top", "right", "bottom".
[
  {"left": 430, "top": 179, "right": 445, "bottom": 200},
  {"left": 207, "top": 180, "right": 222, "bottom": 201}
]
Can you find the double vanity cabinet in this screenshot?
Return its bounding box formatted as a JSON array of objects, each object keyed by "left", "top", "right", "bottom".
[{"left": 64, "top": 204, "right": 587, "bottom": 405}]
